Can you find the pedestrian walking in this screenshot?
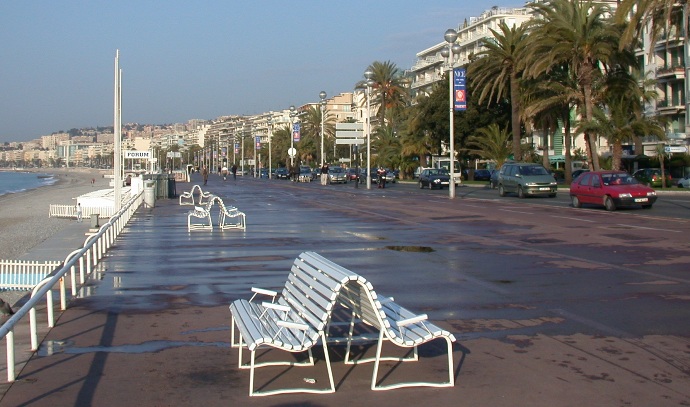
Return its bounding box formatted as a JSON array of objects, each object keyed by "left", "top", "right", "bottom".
[
  {"left": 202, "top": 166, "right": 209, "bottom": 186},
  {"left": 231, "top": 164, "right": 237, "bottom": 180},
  {"left": 76, "top": 203, "right": 83, "bottom": 222},
  {"left": 320, "top": 163, "right": 329, "bottom": 185},
  {"left": 377, "top": 168, "right": 387, "bottom": 189}
]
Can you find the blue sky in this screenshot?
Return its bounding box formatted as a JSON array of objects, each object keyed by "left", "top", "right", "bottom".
[{"left": 0, "top": 1, "right": 519, "bottom": 142}]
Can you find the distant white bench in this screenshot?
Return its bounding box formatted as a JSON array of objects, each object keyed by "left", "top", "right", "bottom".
[
  {"left": 187, "top": 195, "right": 216, "bottom": 231},
  {"left": 216, "top": 199, "right": 246, "bottom": 230},
  {"left": 179, "top": 184, "right": 212, "bottom": 206},
  {"left": 229, "top": 251, "right": 363, "bottom": 396},
  {"left": 229, "top": 252, "right": 457, "bottom": 395}
]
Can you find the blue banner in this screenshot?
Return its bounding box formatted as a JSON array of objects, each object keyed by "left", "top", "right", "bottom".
[
  {"left": 453, "top": 68, "right": 466, "bottom": 111},
  {"left": 293, "top": 123, "right": 301, "bottom": 142},
  {"left": 255, "top": 136, "right": 261, "bottom": 150}
]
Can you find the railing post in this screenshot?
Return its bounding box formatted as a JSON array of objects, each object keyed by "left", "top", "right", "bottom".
[
  {"left": 60, "top": 276, "right": 67, "bottom": 311},
  {"left": 30, "top": 307, "right": 37, "bottom": 351},
  {"left": 6, "top": 331, "right": 15, "bottom": 382},
  {"left": 47, "top": 289, "right": 54, "bottom": 328}
]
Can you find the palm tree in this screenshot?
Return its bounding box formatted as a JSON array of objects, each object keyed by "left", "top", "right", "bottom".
[
  {"left": 465, "top": 123, "right": 513, "bottom": 169},
  {"left": 579, "top": 68, "right": 665, "bottom": 171},
  {"left": 357, "top": 61, "right": 410, "bottom": 128},
  {"left": 468, "top": 21, "right": 529, "bottom": 162},
  {"left": 372, "top": 124, "right": 402, "bottom": 169},
  {"left": 617, "top": 0, "right": 687, "bottom": 49},
  {"left": 521, "top": 65, "right": 581, "bottom": 183},
  {"left": 526, "top": 0, "right": 622, "bottom": 171}
]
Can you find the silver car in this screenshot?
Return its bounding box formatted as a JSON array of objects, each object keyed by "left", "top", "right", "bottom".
[{"left": 328, "top": 167, "right": 348, "bottom": 184}]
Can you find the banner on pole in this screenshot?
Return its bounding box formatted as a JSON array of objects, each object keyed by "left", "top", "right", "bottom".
[
  {"left": 453, "top": 68, "right": 467, "bottom": 111},
  {"left": 292, "top": 123, "right": 301, "bottom": 142},
  {"left": 255, "top": 136, "right": 261, "bottom": 150}
]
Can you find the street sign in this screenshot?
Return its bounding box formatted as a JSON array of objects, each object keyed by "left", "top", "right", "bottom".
[
  {"left": 336, "top": 139, "right": 365, "bottom": 145},
  {"left": 125, "top": 150, "right": 151, "bottom": 159},
  {"left": 288, "top": 147, "right": 296, "bottom": 158},
  {"left": 336, "top": 122, "right": 364, "bottom": 139},
  {"left": 665, "top": 146, "right": 688, "bottom": 153}
]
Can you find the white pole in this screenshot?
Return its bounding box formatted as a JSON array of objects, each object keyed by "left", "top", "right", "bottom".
[
  {"left": 114, "top": 50, "right": 122, "bottom": 210},
  {"left": 366, "top": 85, "right": 372, "bottom": 190}
]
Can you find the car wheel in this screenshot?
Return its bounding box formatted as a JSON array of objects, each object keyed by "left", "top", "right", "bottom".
[
  {"left": 498, "top": 184, "right": 506, "bottom": 197},
  {"left": 641, "top": 204, "right": 653, "bottom": 209},
  {"left": 571, "top": 195, "right": 581, "bottom": 208},
  {"left": 517, "top": 186, "right": 525, "bottom": 199},
  {"left": 604, "top": 196, "right": 616, "bottom": 211},
  {"left": 549, "top": 193, "right": 557, "bottom": 198},
  {"left": 419, "top": 181, "right": 424, "bottom": 189}
]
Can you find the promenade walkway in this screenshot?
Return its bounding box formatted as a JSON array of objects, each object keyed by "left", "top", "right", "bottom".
[{"left": 1, "top": 173, "right": 688, "bottom": 406}]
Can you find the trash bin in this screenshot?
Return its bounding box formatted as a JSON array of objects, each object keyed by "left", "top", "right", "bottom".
[
  {"left": 90, "top": 214, "right": 100, "bottom": 228},
  {"left": 144, "top": 181, "right": 156, "bottom": 208},
  {"left": 167, "top": 177, "right": 177, "bottom": 198}
]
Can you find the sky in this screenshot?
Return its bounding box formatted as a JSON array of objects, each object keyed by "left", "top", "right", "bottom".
[{"left": 0, "top": 0, "right": 520, "bottom": 143}]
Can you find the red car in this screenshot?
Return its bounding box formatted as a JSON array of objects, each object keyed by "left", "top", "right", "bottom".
[{"left": 569, "top": 170, "right": 657, "bottom": 211}]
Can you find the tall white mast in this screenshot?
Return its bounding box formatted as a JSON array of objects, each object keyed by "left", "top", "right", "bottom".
[{"left": 114, "top": 50, "right": 122, "bottom": 211}]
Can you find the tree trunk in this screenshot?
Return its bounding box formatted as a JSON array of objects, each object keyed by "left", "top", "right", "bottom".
[
  {"left": 564, "top": 114, "right": 573, "bottom": 184},
  {"left": 612, "top": 140, "right": 623, "bottom": 170},
  {"left": 510, "top": 73, "right": 521, "bottom": 161}
]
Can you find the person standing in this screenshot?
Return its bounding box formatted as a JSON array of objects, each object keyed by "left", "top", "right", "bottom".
[
  {"left": 202, "top": 165, "right": 209, "bottom": 186},
  {"left": 76, "top": 203, "right": 83, "bottom": 222},
  {"left": 320, "top": 163, "right": 329, "bottom": 185},
  {"left": 377, "top": 167, "right": 387, "bottom": 189},
  {"left": 231, "top": 164, "right": 237, "bottom": 180}
]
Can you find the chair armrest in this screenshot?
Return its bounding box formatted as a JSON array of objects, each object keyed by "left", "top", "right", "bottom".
[
  {"left": 396, "top": 314, "right": 428, "bottom": 327},
  {"left": 261, "top": 302, "right": 291, "bottom": 313},
  {"left": 277, "top": 320, "right": 309, "bottom": 331},
  {"left": 251, "top": 287, "right": 277, "bottom": 297}
]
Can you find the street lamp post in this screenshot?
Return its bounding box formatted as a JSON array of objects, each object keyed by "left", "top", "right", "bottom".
[
  {"left": 442, "top": 29, "right": 461, "bottom": 199},
  {"left": 319, "top": 91, "right": 327, "bottom": 166},
  {"left": 364, "top": 69, "right": 374, "bottom": 190},
  {"left": 267, "top": 116, "right": 273, "bottom": 180},
  {"left": 289, "top": 105, "right": 298, "bottom": 168}
]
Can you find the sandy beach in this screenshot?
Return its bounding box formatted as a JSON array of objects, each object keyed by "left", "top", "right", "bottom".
[{"left": 0, "top": 168, "right": 109, "bottom": 307}]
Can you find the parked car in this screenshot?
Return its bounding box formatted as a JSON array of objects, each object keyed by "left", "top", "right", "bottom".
[
  {"left": 489, "top": 169, "right": 500, "bottom": 189},
  {"left": 570, "top": 170, "right": 657, "bottom": 211},
  {"left": 497, "top": 163, "right": 558, "bottom": 198},
  {"left": 360, "top": 169, "right": 379, "bottom": 184},
  {"left": 299, "top": 166, "right": 313, "bottom": 182},
  {"left": 418, "top": 168, "right": 450, "bottom": 189},
  {"left": 346, "top": 168, "right": 359, "bottom": 181},
  {"left": 472, "top": 169, "right": 492, "bottom": 181},
  {"left": 633, "top": 168, "right": 672, "bottom": 188},
  {"left": 571, "top": 169, "right": 590, "bottom": 180},
  {"left": 274, "top": 167, "right": 289, "bottom": 180},
  {"left": 328, "top": 167, "right": 348, "bottom": 184},
  {"left": 677, "top": 176, "right": 690, "bottom": 188},
  {"left": 383, "top": 170, "right": 396, "bottom": 183}
]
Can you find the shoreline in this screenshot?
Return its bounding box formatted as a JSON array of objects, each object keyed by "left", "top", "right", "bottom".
[{"left": 0, "top": 168, "right": 110, "bottom": 307}]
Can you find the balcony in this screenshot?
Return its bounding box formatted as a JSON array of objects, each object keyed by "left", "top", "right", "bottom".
[
  {"left": 656, "top": 65, "right": 685, "bottom": 80},
  {"left": 656, "top": 99, "right": 686, "bottom": 114}
]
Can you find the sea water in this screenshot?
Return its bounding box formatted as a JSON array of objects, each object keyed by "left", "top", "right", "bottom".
[{"left": 0, "top": 171, "right": 57, "bottom": 197}]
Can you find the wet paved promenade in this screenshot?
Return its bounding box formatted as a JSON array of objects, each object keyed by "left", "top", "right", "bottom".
[{"left": 2, "top": 174, "right": 690, "bottom": 406}]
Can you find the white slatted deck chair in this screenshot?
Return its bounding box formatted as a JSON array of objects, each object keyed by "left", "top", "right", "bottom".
[
  {"left": 338, "top": 282, "right": 457, "bottom": 391},
  {"left": 229, "top": 251, "right": 364, "bottom": 396}
]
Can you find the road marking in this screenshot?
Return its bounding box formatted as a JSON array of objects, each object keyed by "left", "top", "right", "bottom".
[
  {"left": 499, "top": 209, "right": 533, "bottom": 215},
  {"left": 616, "top": 224, "right": 682, "bottom": 233},
  {"left": 550, "top": 215, "right": 595, "bottom": 223}
]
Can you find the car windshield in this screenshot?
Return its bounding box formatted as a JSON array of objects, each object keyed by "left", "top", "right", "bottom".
[
  {"left": 518, "top": 165, "right": 549, "bottom": 175},
  {"left": 428, "top": 169, "right": 448, "bottom": 176},
  {"left": 329, "top": 168, "right": 344, "bottom": 173},
  {"left": 602, "top": 173, "right": 637, "bottom": 186}
]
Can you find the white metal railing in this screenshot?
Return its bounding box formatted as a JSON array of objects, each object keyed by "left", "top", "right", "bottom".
[
  {"left": 0, "top": 261, "right": 62, "bottom": 290},
  {"left": 48, "top": 204, "right": 115, "bottom": 219},
  {"left": 0, "top": 191, "right": 143, "bottom": 382}
]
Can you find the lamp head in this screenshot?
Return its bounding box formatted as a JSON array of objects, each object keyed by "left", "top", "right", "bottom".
[{"left": 444, "top": 29, "right": 458, "bottom": 44}]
